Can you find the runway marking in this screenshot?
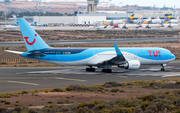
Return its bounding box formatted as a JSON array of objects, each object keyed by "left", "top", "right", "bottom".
[
  {"left": 53, "top": 77, "right": 87, "bottom": 82},
  {"left": 124, "top": 72, "right": 180, "bottom": 78},
  {"left": 7, "top": 81, "right": 39, "bottom": 85},
  {"left": 26, "top": 69, "right": 100, "bottom": 75},
  {"left": 117, "top": 76, "right": 128, "bottom": 78},
  {"left": 162, "top": 74, "right": 180, "bottom": 78}
]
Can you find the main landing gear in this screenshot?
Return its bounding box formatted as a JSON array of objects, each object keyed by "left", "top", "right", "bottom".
[
  {"left": 86, "top": 67, "right": 96, "bottom": 72},
  {"left": 86, "top": 66, "right": 112, "bottom": 73},
  {"left": 102, "top": 69, "right": 112, "bottom": 73}
]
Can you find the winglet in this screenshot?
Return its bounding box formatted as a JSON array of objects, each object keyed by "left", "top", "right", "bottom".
[{"left": 113, "top": 43, "right": 123, "bottom": 56}]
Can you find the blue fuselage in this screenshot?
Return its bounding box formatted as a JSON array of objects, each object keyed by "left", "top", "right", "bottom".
[{"left": 21, "top": 47, "right": 175, "bottom": 66}]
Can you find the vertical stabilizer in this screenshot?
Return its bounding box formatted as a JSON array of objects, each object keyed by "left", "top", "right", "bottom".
[{"left": 17, "top": 18, "right": 50, "bottom": 52}]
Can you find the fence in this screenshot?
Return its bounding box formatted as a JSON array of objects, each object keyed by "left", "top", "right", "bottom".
[{"left": 0, "top": 58, "right": 38, "bottom": 64}]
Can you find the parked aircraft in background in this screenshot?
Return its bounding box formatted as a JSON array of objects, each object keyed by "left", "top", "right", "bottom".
[
  {"left": 110, "top": 14, "right": 136, "bottom": 25},
  {"left": 129, "top": 14, "right": 134, "bottom": 20},
  {"left": 30, "top": 22, "right": 37, "bottom": 27},
  {"left": 122, "top": 22, "right": 142, "bottom": 29},
  {"left": 142, "top": 17, "right": 152, "bottom": 24},
  {"left": 151, "top": 17, "right": 163, "bottom": 24},
  {"left": 94, "top": 14, "right": 134, "bottom": 25},
  {"left": 141, "top": 21, "right": 163, "bottom": 29},
  {"left": 127, "top": 14, "right": 141, "bottom": 23},
  {"left": 163, "top": 14, "right": 177, "bottom": 22},
  {"left": 93, "top": 20, "right": 111, "bottom": 25},
  {"left": 168, "top": 19, "right": 179, "bottom": 23},
  {"left": 89, "top": 24, "right": 109, "bottom": 30},
  {"left": 111, "top": 20, "right": 125, "bottom": 24},
  {"left": 112, "top": 20, "right": 142, "bottom": 29},
  {"left": 142, "top": 17, "right": 163, "bottom": 24},
  {"left": 162, "top": 23, "right": 180, "bottom": 28},
  {"left": 5, "top": 18, "right": 175, "bottom": 73},
  {"left": 2, "top": 22, "right": 19, "bottom": 29}
]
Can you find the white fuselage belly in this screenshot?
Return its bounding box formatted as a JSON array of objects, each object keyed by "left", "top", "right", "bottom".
[{"left": 40, "top": 51, "right": 172, "bottom": 66}]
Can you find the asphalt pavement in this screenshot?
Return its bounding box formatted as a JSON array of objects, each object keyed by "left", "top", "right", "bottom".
[{"left": 0, "top": 60, "right": 179, "bottom": 93}]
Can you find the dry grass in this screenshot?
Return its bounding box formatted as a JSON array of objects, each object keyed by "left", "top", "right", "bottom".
[
  {"left": 1, "top": 78, "right": 180, "bottom": 113},
  {"left": 0, "top": 30, "right": 178, "bottom": 42}
]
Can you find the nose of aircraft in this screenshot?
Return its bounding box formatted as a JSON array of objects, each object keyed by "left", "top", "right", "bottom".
[{"left": 172, "top": 54, "right": 176, "bottom": 60}]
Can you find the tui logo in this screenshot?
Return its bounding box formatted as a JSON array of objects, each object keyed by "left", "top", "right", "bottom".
[
  {"left": 24, "top": 34, "right": 37, "bottom": 45},
  {"left": 147, "top": 50, "right": 161, "bottom": 57}
]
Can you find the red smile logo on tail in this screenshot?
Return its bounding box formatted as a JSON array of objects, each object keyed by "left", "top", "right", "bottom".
[{"left": 24, "top": 34, "right": 37, "bottom": 45}]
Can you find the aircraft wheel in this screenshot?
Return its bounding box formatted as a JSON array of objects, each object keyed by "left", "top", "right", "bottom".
[
  {"left": 86, "top": 68, "right": 95, "bottom": 72},
  {"left": 161, "top": 68, "right": 165, "bottom": 71},
  {"left": 102, "top": 69, "right": 105, "bottom": 72},
  {"left": 107, "top": 69, "right": 112, "bottom": 73}
]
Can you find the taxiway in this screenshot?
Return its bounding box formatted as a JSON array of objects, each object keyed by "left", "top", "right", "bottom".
[{"left": 0, "top": 60, "right": 179, "bottom": 93}]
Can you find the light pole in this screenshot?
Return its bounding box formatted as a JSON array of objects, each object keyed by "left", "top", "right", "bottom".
[
  {"left": 5, "top": 13, "right": 6, "bottom": 26},
  {"left": 106, "top": 4, "right": 107, "bottom": 20},
  {"left": 4, "top": 1, "right": 6, "bottom": 25},
  {"left": 174, "top": 5, "right": 175, "bottom": 18},
  {"left": 39, "top": 2, "right": 41, "bottom": 25}
]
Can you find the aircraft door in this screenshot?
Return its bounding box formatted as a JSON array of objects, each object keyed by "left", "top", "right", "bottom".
[
  {"left": 133, "top": 51, "right": 137, "bottom": 59},
  {"left": 162, "top": 51, "right": 166, "bottom": 58},
  {"left": 56, "top": 51, "right": 61, "bottom": 59}
]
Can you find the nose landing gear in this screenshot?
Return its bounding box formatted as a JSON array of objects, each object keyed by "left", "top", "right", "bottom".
[
  {"left": 86, "top": 66, "right": 96, "bottom": 72},
  {"left": 161, "top": 64, "right": 166, "bottom": 71},
  {"left": 161, "top": 67, "right": 165, "bottom": 71}
]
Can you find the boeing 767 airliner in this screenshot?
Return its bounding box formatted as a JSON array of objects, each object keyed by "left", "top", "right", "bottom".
[{"left": 5, "top": 18, "right": 175, "bottom": 73}]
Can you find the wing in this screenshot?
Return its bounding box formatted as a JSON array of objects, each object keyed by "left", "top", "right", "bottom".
[
  {"left": 97, "top": 44, "right": 126, "bottom": 67},
  {"left": 5, "top": 50, "right": 24, "bottom": 55}
]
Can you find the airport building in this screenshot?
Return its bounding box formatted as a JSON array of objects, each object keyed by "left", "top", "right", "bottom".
[{"left": 26, "top": 13, "right": 106, "bottom": 25}]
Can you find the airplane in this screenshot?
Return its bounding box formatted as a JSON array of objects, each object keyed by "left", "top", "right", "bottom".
[
  {"left": 162, "top": 23, "right": 180, "bottom": 28},
  {"left": 168, "top": 19, "right": 179, "bottom": 23},
  {"left": 142, "top": 17, "right": 152, "bottom": 24},
  {"left": 2, "top": 22, "right": 19, "bottom": 29},
  {"left": 30, "top": 22, "right": 37, "bottom": 27},
  {"left": 141, "top": 21, "right": 164, "bottom": 29},
  {"left": 5, "top": 18, "right": 175, "bottom": 73},
  {"left": 112, "top": 14, "right": 136, "bottom": 24},
  {"left": 126, "top": 14, "right": 141, "bottom": 24},
  {"left": 111, "top": 20, "right": 125, "bottom": 24},
  {"left": 89, "top": 24, "right": 109, "bottom": 30},
  {"left": 93, "top": 20, "right": 111, "bottom": 25},
  {"left": 94, "top": 14, "right": 134, "bottom": 25},
  {"left": 142, "top": 17, "right": 163, "bottom": 24},
  {"left": 164, "top": 14, "right": 177, "bottom": 22},
  {"left": 112, "top": 20, "right": 142, "bottom": 29},
  {"left": 151, "top": 17, "right": 163, "bottom": 24}
]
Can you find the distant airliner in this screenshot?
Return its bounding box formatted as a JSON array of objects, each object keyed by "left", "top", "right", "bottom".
[
  {"left": 30, "top": 22, "right": 37, "bottom": 27},
  {"left": 2, "top": 22, "right": 19, "bottom": 29},
  {"left": 5, "top": 18, "right": 175, "bottom": 73}
]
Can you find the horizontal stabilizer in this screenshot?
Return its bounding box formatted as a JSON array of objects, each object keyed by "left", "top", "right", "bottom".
[{"left": 5, "top": 50, "right": 24, "bottom": 55}]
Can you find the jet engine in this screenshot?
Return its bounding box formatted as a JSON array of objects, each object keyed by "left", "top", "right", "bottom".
[{"left": 123, "top": 60, "right": 141, "bottom": 70}]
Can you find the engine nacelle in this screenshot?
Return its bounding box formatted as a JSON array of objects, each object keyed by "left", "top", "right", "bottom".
[{"left": 124, "top": 60, "right": 141, "bottom": 70}]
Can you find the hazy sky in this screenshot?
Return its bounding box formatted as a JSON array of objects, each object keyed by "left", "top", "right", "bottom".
[{"left": 111, "top": 0, "right": 179, "bottom": 8}]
